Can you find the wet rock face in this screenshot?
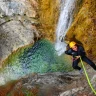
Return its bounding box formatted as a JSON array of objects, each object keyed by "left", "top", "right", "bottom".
[
  {"left": 3, "top": 71, "right": 95, "bottom": 96},
  {"left": 0, "top": 0, "right": 40, "bottom": 64},
  {"left": 5, "top": 72, "right": 86, "bottom": 96},
  {"left": 65, "top": 0, "right": 96, "bottom": 60}
]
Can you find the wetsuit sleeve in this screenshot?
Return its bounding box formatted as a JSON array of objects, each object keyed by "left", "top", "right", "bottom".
[
  {"left": 65, "top": 49, "right": 77, "bottom": 58},
  {"left": 65, "top": 49, "right": 72, "bottom": 55},
  {"left": 79, "top": 46, "right": 86, "bottom": 57}
]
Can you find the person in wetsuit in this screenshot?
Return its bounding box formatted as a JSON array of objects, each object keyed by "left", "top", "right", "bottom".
[{"left": 65, "top": 41, "right": 96, "bottom": 73}]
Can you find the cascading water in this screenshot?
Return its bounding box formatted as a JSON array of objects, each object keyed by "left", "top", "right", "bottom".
[{"left": 55, "top": 0, "right": 76, "bottom": 56}]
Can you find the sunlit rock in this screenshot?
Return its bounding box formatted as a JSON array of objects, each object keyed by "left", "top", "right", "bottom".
[
  {"left": 0, "top": 20, "right": 39, "bottom": 63},
  {"left": 38, "top": 0, "right": 60, "bottom": 41},
  {"left": 0, "top": 0, "right": 37, "bottom": 17},
  {"left": 0, "top": 0, "right": 40, "bottom": 64}
]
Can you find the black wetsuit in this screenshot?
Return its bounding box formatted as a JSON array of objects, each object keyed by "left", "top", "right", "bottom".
[{"left": 65, "top": 45, "right": 96, "bottom": 71}]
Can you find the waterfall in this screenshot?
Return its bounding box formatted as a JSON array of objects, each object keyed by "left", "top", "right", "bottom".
[{"left": 55, "top": 0, "right": 76, "bottom": 56}]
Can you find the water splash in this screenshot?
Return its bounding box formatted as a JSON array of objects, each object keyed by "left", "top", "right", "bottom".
[{"left": 55, "top": 0, "right": 76, "bottom": 56}]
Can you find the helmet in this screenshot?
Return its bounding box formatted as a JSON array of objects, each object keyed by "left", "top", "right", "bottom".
[{"left": 69, "top": 41, "right": 76, "bottom": 48}]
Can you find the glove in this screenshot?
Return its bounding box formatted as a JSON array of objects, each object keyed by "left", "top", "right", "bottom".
[{"left": 74, "top": 56, "right": 80, "bottom": 60}]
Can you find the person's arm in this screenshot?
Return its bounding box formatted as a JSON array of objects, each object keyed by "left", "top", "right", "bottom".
[
  {"left": 65, "top": 49, "right": 80, "bottom": 61},
  {"left": 65, "top": 49, "right": 73, "bottom": 55}
]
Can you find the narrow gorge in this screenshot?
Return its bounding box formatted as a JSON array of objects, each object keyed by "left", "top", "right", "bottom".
[{"left": 0, "top": 0, "right": 96, "bottom": 96}]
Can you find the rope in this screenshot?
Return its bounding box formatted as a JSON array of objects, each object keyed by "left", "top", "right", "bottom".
[{"left": 80, "top": 57, "right": 96, "bottom": 95}]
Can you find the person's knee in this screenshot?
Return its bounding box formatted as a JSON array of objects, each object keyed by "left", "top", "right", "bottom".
[
  {"left": 72, "top": 65, "right": 77, "bottom": 69},
  {"left": 93, "top": 65, "right": 96, "bottom": 70}
]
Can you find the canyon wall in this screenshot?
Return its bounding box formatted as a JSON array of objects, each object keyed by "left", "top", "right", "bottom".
[
  {"left": 0, "top": 0, "right": 96, "bottom": 64},
  {"left": 38, "top": 0, "right": 60, "bottom": 41},
  {"left": 0, "top": 0, "right": 60, "bottom": 64},
  {"left": 65, "top": 0, "right": 96, "bottom": 60}
]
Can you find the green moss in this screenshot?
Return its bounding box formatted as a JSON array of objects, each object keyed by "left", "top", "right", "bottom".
[
  {"left": 22, "top": 89, "right": 35, "bottom": 96},
  {"left": 2, "top": 43, "right": 33, "bottom": 68},
  {"left": 0, "top": 33, "right": 8, "bottom": 39},
  {"left": 4, "top": 16, "right": 11, "bottom": 21}
]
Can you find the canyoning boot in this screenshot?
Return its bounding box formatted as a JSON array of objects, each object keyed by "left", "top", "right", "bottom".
[{"left": 79, "top": 69, "right": 83, "bottom": 74}]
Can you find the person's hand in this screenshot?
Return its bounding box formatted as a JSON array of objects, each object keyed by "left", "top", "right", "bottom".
[
  {"left": 76, "top": 56, "right": 80, "bottom": 58},
  {"left": 75, "top": 56, "right": 80, "bottom": 60}
]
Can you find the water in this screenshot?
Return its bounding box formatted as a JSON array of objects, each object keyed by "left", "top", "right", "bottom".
[
  {"left": 0, "top": 39, "right": 72, "bottom": 85},
  {"left": 55, "top": 0, "right": 76, "bottom": 56},
  {"left": 0, "top": 0, "right": 77, "bottom": 85}
]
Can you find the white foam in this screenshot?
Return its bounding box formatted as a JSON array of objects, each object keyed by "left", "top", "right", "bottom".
[{"left": 55, "top": 0, "right": 76, "bottom": 56}]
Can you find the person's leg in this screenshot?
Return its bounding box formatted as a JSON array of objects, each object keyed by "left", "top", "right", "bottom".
[
  {"left": 72, "top": 59, "right": 81, "bottom": 70},
  {"left": 82, "top": 56, "right": 96, "bottom": 70}
]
